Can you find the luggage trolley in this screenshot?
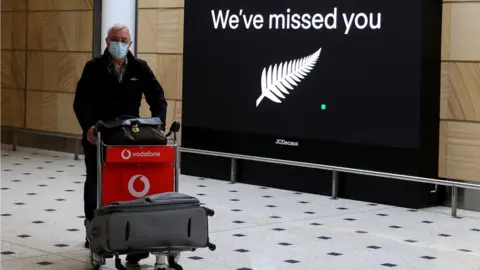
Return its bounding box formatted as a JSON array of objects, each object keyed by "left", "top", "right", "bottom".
[{"left": 89, "top": 121, "right": 183, "bottom": 270}]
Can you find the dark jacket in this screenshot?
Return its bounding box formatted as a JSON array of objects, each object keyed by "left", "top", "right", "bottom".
[{"left": 73, "top": 50, "right": 168, "bottom": 145}]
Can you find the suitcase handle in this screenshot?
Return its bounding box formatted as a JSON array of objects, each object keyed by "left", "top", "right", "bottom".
[{"left": 125, "top": 221, "right": 131, "bottom": 241}]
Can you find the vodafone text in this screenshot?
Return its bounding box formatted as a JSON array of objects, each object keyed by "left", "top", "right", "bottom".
[
  {"left": 121, "top": 149, "right": 160, "bottom": 160},
  {"left": 132, "top": 151, "right": 160, "bottom": 157}
]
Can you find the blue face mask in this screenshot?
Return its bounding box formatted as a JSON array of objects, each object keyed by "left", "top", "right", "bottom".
[{"left": 109, "top": 41, "right": 129, "bottom": 60}]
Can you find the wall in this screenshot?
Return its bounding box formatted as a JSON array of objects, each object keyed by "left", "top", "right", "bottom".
[
  {"left": 439, "top": 0, "right": 480, "bottom": 182},
  {"left": 1, "top": 0, "right": 27, "bottom": 128},
  {"left": 1, "top": 0, "right": 183, "bottom": 149},
  {"left": 1, "top": 0, "right": 93, "bottom": 135},
  {"left": 136, "top": 0, "right": 183, "bottom": 142}
]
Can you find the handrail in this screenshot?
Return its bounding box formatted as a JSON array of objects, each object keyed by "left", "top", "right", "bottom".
[
  {"left": 1, "top": 126, "right": 81, "bottom": 139},
  {"left": 179, "top": 147, "right": 480, "bottom": 190},
  {"left": 4, "top": 126, "right": 479, "bottom": 217},
  {"left": 179, "top": 147, "right": 480, "bottom": 218},
  {"left": 2, "top": 126, "right": 82, "bottom": 160}
]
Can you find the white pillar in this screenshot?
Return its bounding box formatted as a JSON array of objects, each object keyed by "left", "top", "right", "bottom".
[{"left": 101, "top": 0, "right": 137, "bottom": 55}]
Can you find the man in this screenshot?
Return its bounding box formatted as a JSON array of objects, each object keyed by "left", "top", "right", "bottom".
[{"left": 73, "top": 24, "right": 167, "bottom": 266}]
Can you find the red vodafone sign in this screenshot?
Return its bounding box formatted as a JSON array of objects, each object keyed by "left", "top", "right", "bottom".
[
  {"left": 106, "top": 146, "right": 175, "bottom": 163},
  {"left": 101, "top": 145, "right": 176, "bottom": 206},
  {"left": 101, "top": 164, "right": 175, "bottom": 205}
]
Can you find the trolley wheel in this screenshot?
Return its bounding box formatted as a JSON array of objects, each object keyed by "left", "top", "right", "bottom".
[
  {"left": 168, "top": 255, "right": 183, "bottom": 270},
  {"left": 89, "top": 252, "right": 95, "bottom": 266},
  {"left": 114, "top": 256, "right": 127, "bottom": 270},
  {"left": 90, "top": 257, "right": 102, "bottom": 269},
  {"left": 89, "top": 250, "right": 106, "bottom": 267},
  {"left": 170, "top": 252, "right": 181, "bottom": 263}
]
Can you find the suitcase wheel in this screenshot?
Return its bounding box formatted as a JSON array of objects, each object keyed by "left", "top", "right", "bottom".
[
  {"left": 205, "top": 208, "right": 215, "bottom": 217},
  {"left": 208, "top": 242, "right": 216, "bottom": 251}
]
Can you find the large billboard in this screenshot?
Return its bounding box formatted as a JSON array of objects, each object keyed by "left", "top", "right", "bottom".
[{"left": 182, "top": 0, "right": 441, "bottom": 180}]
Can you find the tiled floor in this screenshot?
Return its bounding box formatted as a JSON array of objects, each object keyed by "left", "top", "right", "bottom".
[{"left": 1, "top": 144, "right": 480, "bottom": 270}]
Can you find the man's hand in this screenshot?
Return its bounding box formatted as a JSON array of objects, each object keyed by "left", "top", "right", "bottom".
[{"left": 87, "top": 126, "right": 97, "bottom": 145}]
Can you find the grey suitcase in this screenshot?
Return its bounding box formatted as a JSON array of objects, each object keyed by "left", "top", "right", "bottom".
[{"left": 87, "top": 192, "right": 216, "bottom": 257}]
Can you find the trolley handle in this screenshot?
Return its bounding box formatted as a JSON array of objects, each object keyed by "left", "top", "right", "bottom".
[
  {"left": 94, "top": 121, "right": 105, "bottom": 136},
  {"left": 94, "top": 120, "right": 181, "bottom": 143},
  {"left": 166, "top": 121, "right": 181, "bottom": 138},
  {"left": 94, "top": 116, "right": 161, "bottom": 133}
]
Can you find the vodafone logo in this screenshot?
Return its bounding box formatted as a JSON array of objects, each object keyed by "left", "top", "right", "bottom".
[
  {"left": 120, "top": 149, "right": 160, "bottom": 160},
  {"left": 121, "top": 149, "right": 132, "bottom": 160},
  {"left": 128, "top": 174, "right": 151, "bottom": 198}
]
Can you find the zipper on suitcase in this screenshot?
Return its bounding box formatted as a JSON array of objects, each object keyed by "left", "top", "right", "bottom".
[
  {"left": 102, "top": 199, "right": 200, "bottom": 213},
  {"left": 101, "top": 203, "right": 200, "bottom": 214}
]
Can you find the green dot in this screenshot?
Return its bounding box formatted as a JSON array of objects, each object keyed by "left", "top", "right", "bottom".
[{"left": 321, "top": 104, "right": 327, "bottom": 110}]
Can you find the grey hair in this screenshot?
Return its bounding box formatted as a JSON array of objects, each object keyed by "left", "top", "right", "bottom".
[{"left": 107, "top": 24, "right": 131, "bottom": 39}]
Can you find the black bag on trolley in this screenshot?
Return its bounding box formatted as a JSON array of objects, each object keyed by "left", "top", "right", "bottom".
[
  {"left": 96, "top": 116, "right": 167, "bottom": 146},
  {"left": 87, "top": 192, "right": 216, "bottom": 257}
]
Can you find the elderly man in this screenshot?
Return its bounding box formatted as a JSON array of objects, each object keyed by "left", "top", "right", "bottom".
[{"left": 73, "top": 24, "right": 167, "bottom": 266}]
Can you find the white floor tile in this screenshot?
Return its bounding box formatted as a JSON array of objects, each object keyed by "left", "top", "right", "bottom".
[
  {"left": 0, "top": 241, "right": 48, "bottom": 261},
  {"left": 2, "top": 144, "right": 480, "bottom": 269}
]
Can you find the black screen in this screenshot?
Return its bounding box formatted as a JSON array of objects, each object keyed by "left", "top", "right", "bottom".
[{"left": 183, "top": 0, "right": 423, "bottom": 149}]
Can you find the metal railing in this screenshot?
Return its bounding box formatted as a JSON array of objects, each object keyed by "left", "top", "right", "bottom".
[
  {"left": 2, "top": 127, "right": 83, "bottom": 160},
  {"left": 3, "top": 126, "right": 480, "bottom": 218},
  {"left": 180, "top": 147, "right": 480, "bottom": 218}
]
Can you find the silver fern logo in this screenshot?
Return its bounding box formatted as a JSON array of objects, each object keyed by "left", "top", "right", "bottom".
[{"left": 256, "top": 48, "right": 322, "bottom": 107}]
